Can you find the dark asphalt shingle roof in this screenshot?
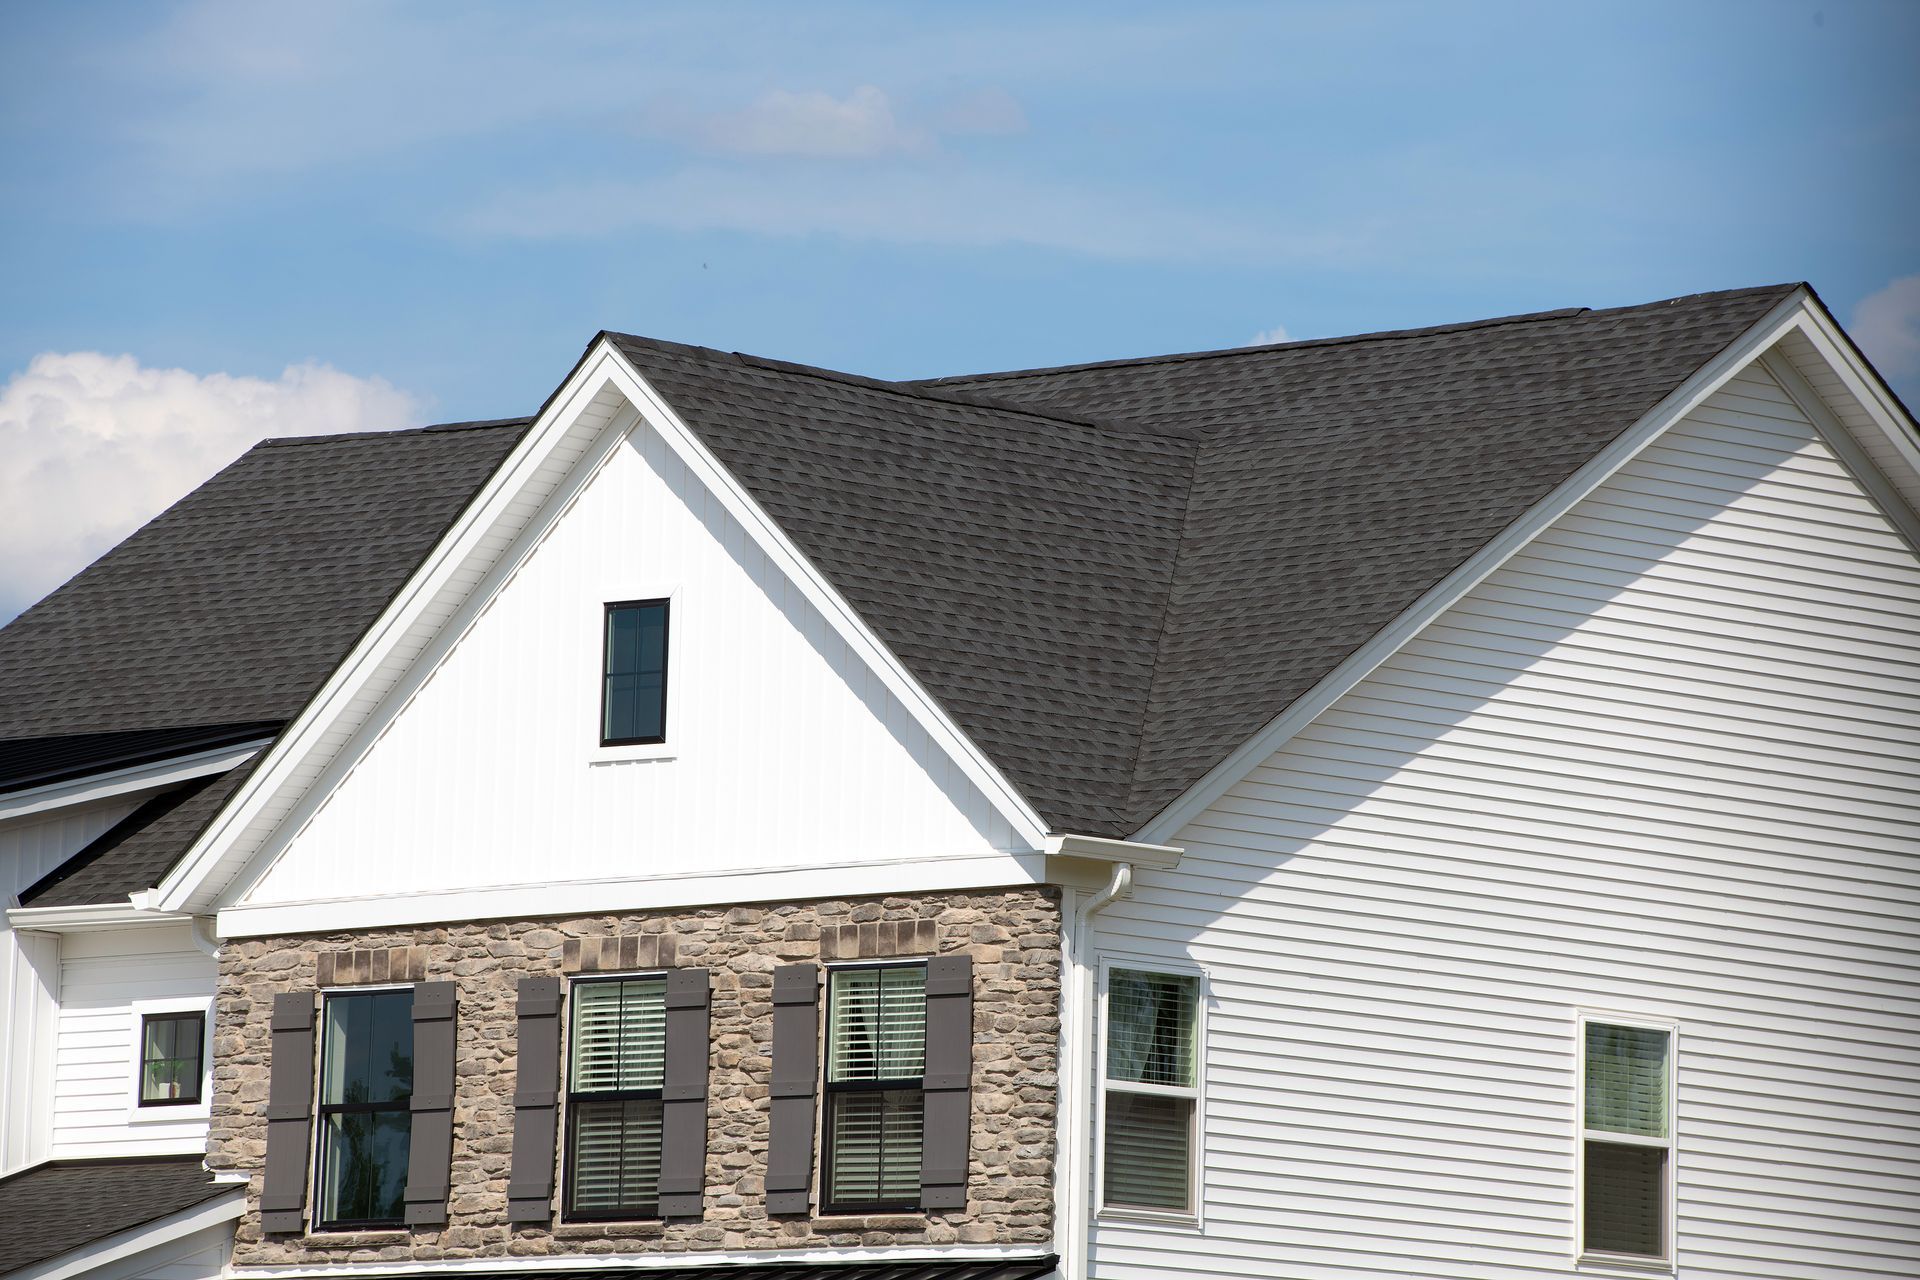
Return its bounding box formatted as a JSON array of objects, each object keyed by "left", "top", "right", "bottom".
[
  {"left": 0, "top": 1155, "right": 237, "bottom": 1275},
  {"left": 19, "top": 764, "right": 253, "bottom": 907},
  {"left": 618, "top": 283, "right": 1798, "bottom": 834},
  {"left": 0, "top": 419, "right": 529, "bottom": 742},
  {"left": 0, "top": 287, "right": 1798, "bottom": 846},
  {"left": 0, "top": 720, "right": 275, "bottom": 795}
]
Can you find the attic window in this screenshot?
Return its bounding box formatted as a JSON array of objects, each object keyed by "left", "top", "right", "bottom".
[{"left": 601, "top": 600, "right": 669, "bottom": 746}]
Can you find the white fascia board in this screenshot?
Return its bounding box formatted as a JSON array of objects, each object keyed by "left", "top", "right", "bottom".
[
  {"left": 1131, "top": 289, "right": 1814, "bottom": 847},
  {"left": 1786, "top": 305, "right": 1920, "bottom": 497},
  {"left": 6, "top": 1189, "right": 242, "bottom": 1280},
  {"left": 5, "top": 902, "right": 193, "bottom": 932},
  {"left": 219, "top": 850, "right": 1047, "bottom": 938},
  {"left": 1043, "top": 832, "right": 1183, "bottom": 871},
  {"left": 0, "top": 741, "right": 265, "bottom": 825},
  {"left": 599, "top": 345, "right": 1051, "bottom": 851},
  {"left": 1760, "top": 348, "right": 1920, "bottom": 551},
  {"left": 151, "top": 349, "right": 635, "bottom": 915},
  {"left": 229, "top": 1245, "right": 1049, "bottom": 1279}
]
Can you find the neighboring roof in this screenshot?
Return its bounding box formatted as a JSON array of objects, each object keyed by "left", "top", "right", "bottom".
[
  {"left": 0, "top": 1155, "right": 236, "bottom": 1276},
  {"left": 400, "top": 1260, "right": 1057, "bottom": 1280},
  {"left": 615, "top": 283, "right": 1799, "bottom": 834},
  {"left": 0, "top": 721, "right": 276, "bottom": 796},
  {"left": 20, "top": 764, "right": 253, "bottom": 908},
  {"left": 0, "top": 419, "right": 530, "bottom": 743}
]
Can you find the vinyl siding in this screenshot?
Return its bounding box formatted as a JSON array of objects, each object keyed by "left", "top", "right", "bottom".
[
  {"left": 49, "top": 925, "right": 214, "bottom": 1158},
  {"left": 243, "top": 414, "right": 1019, "bottom": 908},
  {"left": 1087, "top": 360, "right": 1920, "bottom": 1279}
]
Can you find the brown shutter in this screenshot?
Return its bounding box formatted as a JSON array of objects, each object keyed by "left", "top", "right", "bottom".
[
  {"left": 404, "top": 981, "right": 457, "bottom": 1226},
  {"left": 261, "top": 992, "right": 315, "bottom": 1233},
  {"left": 657, "top": 967, "right": 710, "bottom": 1217},
  {"left": 506, "top": 976, "right": 563, "bottom": 1223},
  {"left": 765, "top": 964, "right": 819, "bottom": 1214},
  {"left": 920, "top": 954, "right": 973, "bottom": 1210}
]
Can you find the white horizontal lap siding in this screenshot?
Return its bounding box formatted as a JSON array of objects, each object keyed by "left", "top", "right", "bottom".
[
  {"left": 243, "top": 415, "right": 1015, "bottom": 909},
  {"left": 1089, "top": 362, "right": 1920, "bottom": 1279},
  {"left": 50, "top": 925, "right": 214, "bottom": 1157}
]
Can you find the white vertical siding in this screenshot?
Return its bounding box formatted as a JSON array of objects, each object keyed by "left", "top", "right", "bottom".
[
  {"left": 1088, "top": 361, "right": 1920, "bottom": 1278},
  {"left": 244, "top": 418, "right": 1018, "bottom": 907},
  {"left": 50, "top": 925, "right": 214, "bottom": 1158},
  {"left": 0, "top": 796, "right": 141, "bottom": 898}
]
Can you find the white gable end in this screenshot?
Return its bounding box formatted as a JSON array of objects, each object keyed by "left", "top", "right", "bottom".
[
  {"left": 237, "top": 412, "right": 1025, "bottom": 915},
  {"left": 1086, "top": 356, "right": 1920, "bottom": 1277}
]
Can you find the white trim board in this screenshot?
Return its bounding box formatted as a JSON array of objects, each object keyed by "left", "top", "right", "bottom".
[
  {"left": 6, "top": 1189, "right": 242, "bottom": 1280},
  {"left": 1132, "top": 289, "right": 1831, "bottom": 846},
  {"left": 158, "top": 338, "right": 1048, "bottom": 924},
  {"left": 0, "top": 741, "right": 265, "bottom": 825}
]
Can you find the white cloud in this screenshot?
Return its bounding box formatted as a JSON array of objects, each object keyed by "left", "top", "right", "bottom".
[
  {"left": 1250, "top": 324, "right": 1292, "bottom": 346},
  {"left": 0, "top": 353, "right": 420, "bottom": 620},
  {"left": 1852, "top": 273, "right": 1920, "bottom": 379},
  {"left": 639, "top": 86, "right": 931, "bottom": 159}
]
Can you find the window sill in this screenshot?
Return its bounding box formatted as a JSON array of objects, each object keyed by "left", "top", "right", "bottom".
[
  {"left": 127, "top": 1103, "right": 211, "bottom": 1124},
  {"left": 1096, "top": 1205, "right": 1202, "bottom": 1230},
  {"left": 1576, "top": 1252, "right": 1674, "bottom": 1274},
  {"left": 588, "top": 742, "right": 677, "bottom": 766}
]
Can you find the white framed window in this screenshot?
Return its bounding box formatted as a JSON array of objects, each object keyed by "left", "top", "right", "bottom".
[
  {"left": 1577, "top": 1012, "right": 1677, "bottom": 1268},
  {"left": 588, "top": 585, "right": 681, "bottom": 764},
  {"left": 125, "top": 996, "right": 213, "bottom": 1123},
  {"left": 1096, "top": 958, "right": 1205, "bottom": 1222}
]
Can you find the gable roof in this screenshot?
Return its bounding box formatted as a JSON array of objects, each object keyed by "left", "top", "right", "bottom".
[
  {"left": 0, "top": 287, "right": 1814, "bottom": 852},
  {"left": 19, "top": 764, "right": 252, "bottom": 907},
  {"left": 614, "top": 283, "right": 1801, "bottom": 834},
  {"left": 0, "top": 1154, "right": 236, "bottom": 1277}
]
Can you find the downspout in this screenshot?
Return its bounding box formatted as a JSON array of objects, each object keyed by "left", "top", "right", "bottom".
[
  {"left": 188, "top": 914, "right": 222, "bottom": 959},
  {"left": 1059, "top": 861, "right": 1132, "bottom": 1280}
]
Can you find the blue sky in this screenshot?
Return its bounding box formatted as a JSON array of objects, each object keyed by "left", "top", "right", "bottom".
[{"left": 1, "top": 0, "right": 1917, "bottom": 618}]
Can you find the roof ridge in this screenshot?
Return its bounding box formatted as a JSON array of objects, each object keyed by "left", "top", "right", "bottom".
[
  {"left": 918, "top": 283, "right": 1804, "bottom": 388},
  {"left": 607, "top": 332, "right": 1197, "bottom": 443},
  {"left": 262, "top": 417, "right": 533, "bottom": 449}
]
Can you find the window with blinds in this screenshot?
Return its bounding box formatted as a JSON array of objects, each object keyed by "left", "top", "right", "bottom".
[
  {"left": 1581, "top": 1019, "right": 1674, "bottom": 1260},
  {"left": 823, "top": 964, "right": 926, "bottom": 1212},
  {"left": 1101, "top": 967, "right": 1201, "bottom": 1215},
  {"left": 566, "top": 976, "right": 668, "bottom": 1220}
]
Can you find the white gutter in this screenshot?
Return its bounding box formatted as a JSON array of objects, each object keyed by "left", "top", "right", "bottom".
[
  {"left": 1056, "top": 859, "right": 1135, "bottom": 1280},
  {"left": 4, "top": 902, "right": 193, "bottom": 932}
]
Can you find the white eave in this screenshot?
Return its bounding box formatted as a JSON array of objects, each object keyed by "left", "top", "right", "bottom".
[{"left": 0, "top": 738, "right": 267, "bottom": 825}]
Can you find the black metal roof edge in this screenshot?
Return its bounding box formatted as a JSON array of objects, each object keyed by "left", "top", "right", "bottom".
[
  {"left": 911, "top": 282, "right": 1806, "bottom": 388},
  {"left": 263, "top": 416, "right": 535, "bottom": 449},
  {"left": 0, "top": 720, "right": 280, "bottom": 797}
]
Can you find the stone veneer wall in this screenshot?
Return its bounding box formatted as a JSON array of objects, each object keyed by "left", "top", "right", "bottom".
[{"left": 211, "top": 888, "right": 1060, "bottom": 1265}]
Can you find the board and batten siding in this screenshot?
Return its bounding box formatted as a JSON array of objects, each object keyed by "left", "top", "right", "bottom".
[
  {"left": 50, "top": 924, "right": 215, "bottom": 1158},
  {"left": 2, "top": 796, "right": 142, "bottom": 1172},
  {"left": 242, "top": 417, "right": 1019, "bottom": 909},
  {"left": 1087, "top": 360, "right": 1920, "bottom": 1278}
]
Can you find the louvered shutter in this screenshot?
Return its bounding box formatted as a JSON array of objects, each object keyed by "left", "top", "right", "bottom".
[
  {"left": 766, "top": 964, "right": 819, "bottom": 1214},
  {"left": 506, "top": 977, "right": 563, "bottom": 1223},
  {"left": 403, "top": 981, "right": 457, "bottom": 1225},
  {"left": 261, "top": 992, "right": 315, "bottom": 1233},
  {"left": 657, "top": 967, "right": 710, "bottom": 1217},
  {"left": 919, "top": 954, "right": 972, "bottom": 1210}
]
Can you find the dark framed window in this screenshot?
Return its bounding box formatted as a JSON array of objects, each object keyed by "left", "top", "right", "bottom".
[
  {"left": 138, "top": 1011, "right": 205, "bottom": 1106},
  {"left": 822, "top": 963, "right": 925, "bottom": 1214},
  {"left": 315, "top": 989, "right": 414, "bottom": 1230},
  {"left": 565, "top": 976, "right": 668, "bottom": 1220},
  {"left": 601, "top": 600, "right": 669, "bottom": 746}
]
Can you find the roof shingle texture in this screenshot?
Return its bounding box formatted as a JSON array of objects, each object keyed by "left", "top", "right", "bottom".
[
  {"left": 0, "top": 1155, "right": 236, "bottom": 1275},
  {"left": 618, "top": 283, "right": 1797, "bottom": 835},
  {"left": 20, "top": 764, "right": 252, "bottom": 907},
  {"left": 0, "top": 421, "right": 528, "bottom": 741}
]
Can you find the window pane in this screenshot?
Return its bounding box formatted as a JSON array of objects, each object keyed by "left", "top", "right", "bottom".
[
  {"left": 603, "top": 603, "right": 668, "bottom": 743},
  {"left": 144, "top": 1016, "right": 174, "bottom": 1061},
  {"left": 1103, "top": 1092, "right": 1192, "bottom": 1211},
  {"left": 828, "top": 967, "right": 925, "bottom": 1083},
  {"left": 570, "top": 978, "right": 667, "bottom": 1093},
  {"left": 568, "top": 1098, "right": 664, "bottom": 1217},
  {"left": 1585, "top": 1140, "right": 1666, "bottom": 1257},
  {"left": 139, "top": 1014, "right": 203, "bottom": 1104},
  {"left": 322, "top": 991, "right": 414, "bottom": 1106},
  {"left": 318, "top": 1110, "right": 411, "bottom": 1224},
  {"left": 826, "top": 1089, "right": 922, "bottom": 1207},
  {"left": 1106, "top": 970, "right": 1198, "bottom": 1089},
  {"left": 1585, "top": 1024, "right": 1668, "bottom": 1137}
]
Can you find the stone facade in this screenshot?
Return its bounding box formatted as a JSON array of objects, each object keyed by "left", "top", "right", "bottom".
[{"left": 211, "top": 888, "right": 1061, "bottom": 1266}]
